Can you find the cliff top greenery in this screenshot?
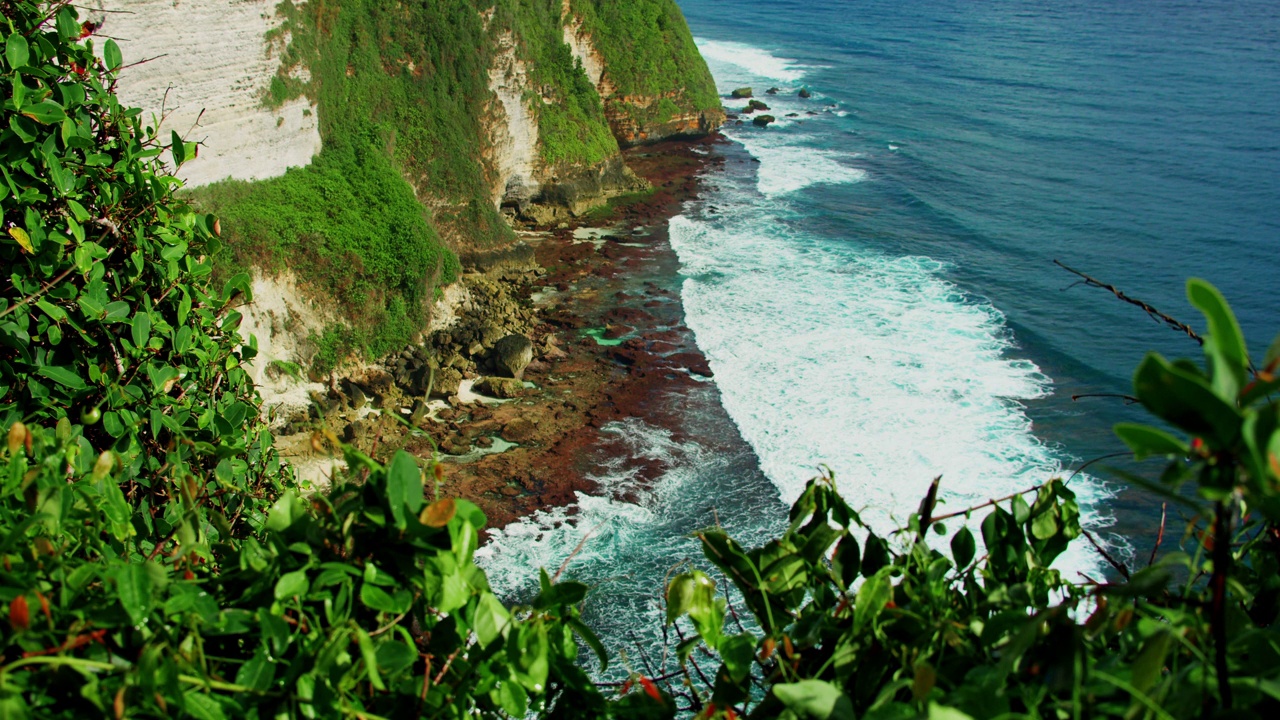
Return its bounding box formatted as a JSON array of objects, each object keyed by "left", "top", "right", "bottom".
[{"left": 4, "top": 3, "right": 1280, "bottom": 719}]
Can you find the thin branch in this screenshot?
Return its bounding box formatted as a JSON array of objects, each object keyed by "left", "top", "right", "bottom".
[
  {"left": 1054, "top": 260, "right": 1202, "bottom": 346},
  {"left": 1148, "top": 503, "right": 1167, "bottom": 567},
  {"left": 0, "top": 245, "right": 117, "bottom": 320},
  {"left": 553, "top": 521, "right": 605, "bottom": 582},
  {"left": 1083, "top": 530, "right": 1130, "bottom": 581},
  {"left": 119, "top": 53, "right": 167, "bottom": 71},
  {"left": 1071, "top": 392, "right": 1139, "bottom": 405}
]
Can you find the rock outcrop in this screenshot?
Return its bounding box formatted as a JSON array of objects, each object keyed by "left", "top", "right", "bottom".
[
  {"left": 491, "top": 335, "right": 534, "bottom": 380},
  {"left": 96, "top": 0, "right": 321, "bottom": 188}
]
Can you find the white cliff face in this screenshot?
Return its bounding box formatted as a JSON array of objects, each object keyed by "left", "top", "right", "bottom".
[
  {"left": 486, "top": 31, "right": 541, "bottom": 207},
  {"left": 95, "top": 0, "right": 321, "bottom": 188},
  {"left": 561, "top": 6, "right": 611, "bottom": 98}
]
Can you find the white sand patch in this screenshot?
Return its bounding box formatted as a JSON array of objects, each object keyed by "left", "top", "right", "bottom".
[{"left": 97, "top": 0, "right": 321, "bottom": 187}]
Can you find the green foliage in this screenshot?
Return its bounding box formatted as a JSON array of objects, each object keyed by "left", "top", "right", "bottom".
[
  {"left": 659, "top": 280, "right": 1280, "bottom": 719},
  {"left": 198, "top": 132, "right": 460, "bottom": 370},
  {"left": 497, "top": 0, "right": 618, "bottom": 167},
  {"left": 569, "top": 0, "right": 722, "bottom": 128}
]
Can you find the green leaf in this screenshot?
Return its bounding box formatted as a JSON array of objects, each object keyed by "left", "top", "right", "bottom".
[
  {"left": 1133, "top": 352, "right": 1241, "bottom": 447},
  {"left": 37, "top": 365, "right": 86, "bottom": 391},
  {"left": 183, "top": 694, "right": 227, "bottom": 720},
  {"left": 567, "top": 616, "right": 608, "bottom": 672},
  {"left": 265, "top": 491, "right": 305, "bottom": 532},
  {"left": 718, "top": 632, "right": 756, "bottom": 683},
  {"left": 472, "top": 592, "right": 510, "bottom": 648},
  {"left": 1187, "top": 278, "right": 1249, "bottom": 400},
  {"left": 1131, "top": 630, "right": 1173, "bottom": 693},
  {"left": 385, "top": 450, "right": 423, "bottom": 530},
  {"left": 5, "top": 34, "right": 29, "bottom": 69},
  {"left": 928, "top": 704, "right": 976, "bottom": 720},
  {"left": 21, "top": 101, "right": 66, "bottom": 125},
  {"left": 104, "top": 39, "right": 123, "bottom": 71},
  {"left": 950, "top": 526, "right": 976, "bottom": 568},
  {"left": 355, "top": 627, "right": 385, "bottom": 690},
  {"left": 497, "top": 681, "right": 529, "bottom": 718},
  {"left": 234, "top": 650, "right": 276, "bottom": 693},
  {"left": 773, "top": 680, "right": 854, "bottom": 720},
  {"left": 274, "top": 569, "right": 309, "bottom": 600},
  {"left": 171, "top": 130, "right": 186, "bottom": 166},
  {"left": 1115, "top": 423, "right": 1190, "bottom": 460},
  {"left": 666, "top": 574, "right": 695, "bottom": 625},
  {"left": 833, "top": 535, "right": 861, "bottom": 588},
  {"left": 375, "top": 641, "right": 418, "bottom": 677},
  {"left": 131, "top": 312, "right": 151, "bottom": 349},
  {"left": 854, "top": 567, "right": 892, "bottom": 634},
  {"left": 360, "top": 583, "right": 411, "bottom": 614},
  {"left": 117, "top": 562, "right": 155, "bottom": 625}
]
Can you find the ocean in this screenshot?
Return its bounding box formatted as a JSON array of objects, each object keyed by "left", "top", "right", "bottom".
[{"left": 477, "top": 0, "right": 1280, "bottom": 679}]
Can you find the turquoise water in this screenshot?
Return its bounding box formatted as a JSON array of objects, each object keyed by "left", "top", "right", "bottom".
[{"left": 478, "top": 0, "right": 1280, "bottom": 680}]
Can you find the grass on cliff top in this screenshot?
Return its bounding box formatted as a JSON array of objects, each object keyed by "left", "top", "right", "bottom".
[
  {"left": 569, "top": 0, "right": 722, "bottom": 119},
  {"left": 196, "top": 0, "right": 632, "bottom": 370}
]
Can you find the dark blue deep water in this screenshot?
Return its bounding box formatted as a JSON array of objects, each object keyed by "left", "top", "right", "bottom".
[{"left": 478, "top": 0, "right": 1280, "bottom": 679}]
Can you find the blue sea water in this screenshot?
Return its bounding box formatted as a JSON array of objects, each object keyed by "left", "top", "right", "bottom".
[{"left": 478, "top": 0, "right": 1280, "bottom": 678}]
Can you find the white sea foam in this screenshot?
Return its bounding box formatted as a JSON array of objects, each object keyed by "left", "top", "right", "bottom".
[
  {"left": 477, "top": 419, "right": 707, "bottom": 597},
  {"left": 669, "top": 183, "right": 1114, "bottom": 576},
  {"left": 735, "top": 133, "right": 867, "bottom": 196},
  {"left": 696, "top": 39, "right": 807, "bottom": 83}
]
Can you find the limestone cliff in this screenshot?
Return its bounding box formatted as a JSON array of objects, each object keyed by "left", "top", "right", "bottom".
[{"left": 96, "top": 0, "right": 721, "bottom": 373}]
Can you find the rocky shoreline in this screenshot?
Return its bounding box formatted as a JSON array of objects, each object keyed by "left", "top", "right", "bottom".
[{"left": 272, "top": 136, "right": 726, "bottom": 530}]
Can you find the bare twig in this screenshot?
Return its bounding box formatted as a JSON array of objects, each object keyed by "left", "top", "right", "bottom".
[
  {"left": 1054, "top": 260, "right": 1202, "bottom": 345},
  {"left": 118, "top": 53, "right": 167, "bottom": 71},
  {"left": 1210, "top": 501, "right": 1233, "bottom": 708},
  {"left": 553, "top": 521, "right": 605, "bottom": 582},
  {"left": 1071, "top": 392, "right": 1139, "bottom": 405},
  {"left": 1148, "top": 503, "right": 1167, "bottom": 567},
  {"left": 1083, "top": 530, "right": 1130, "bottom": 581}
]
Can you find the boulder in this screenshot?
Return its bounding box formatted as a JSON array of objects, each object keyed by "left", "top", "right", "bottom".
[
  {"left": 730, "top": 87, "right": 753, "bottom": 99},
  {"left": 491, "top": 334, "right": 534, "bottom": 380},
  {"left": 475, "top": 377, "right": 525, "bottom": 399},
  {"left": 798, "top": 87, "right": 812, "bottom": 98},
  {"left": 430, "top": 367, "right": 463, "bottom": 398},
  {"left": 501, "top": 417, "right": 536, "bottom": 443},
  {"left": 753, "top": 115, "right": 777, "bottom": 128},
  {"left": 766, "top": 87, "right": 780, "bottom": 95},
  {"left": 747, "top": 99, "right": 770, "bottom": 112}
]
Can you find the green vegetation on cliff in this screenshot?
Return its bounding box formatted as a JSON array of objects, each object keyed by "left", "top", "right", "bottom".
[
  {"left": 6, "top": 9, "right": 1280, "bottom": 718},
  {"left": 569, "top": 0, "right": 722, "bottom": 132},
  {"left": 200, "top": 0, "right": 636, "bottom": 370}
]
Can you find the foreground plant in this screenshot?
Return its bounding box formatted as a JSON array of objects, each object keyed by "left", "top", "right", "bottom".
[{"left": 657, "top": 280, "right": 1280, "bottom": 719}]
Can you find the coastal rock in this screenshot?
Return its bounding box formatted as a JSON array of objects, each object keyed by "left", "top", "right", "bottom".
[
  {"left": 491, "top": 334, "right": 534, "bottom": 380},
  {"left": 501, "top": 417, "right": 536, "bottom": 443},
  {"left": 753, "top": 115, "right": 777, "bottom": 128},
  {"left": 747, "top": 99, "right": 770, "bottom": 113},
  {"left": 766, "top": 87, "right": 780, "bottom": 95},
  {"left": 798, "top": 87, "right": 812, "bottom": 98},
  {"left": 731, "top": 87, "right": 753, "bottom": 99},
  {"left": 431, "top": 367, "right": 463, "bottom": 398},
  {"left": 476, "top": 377, "right": 526, "bottom": 399}
]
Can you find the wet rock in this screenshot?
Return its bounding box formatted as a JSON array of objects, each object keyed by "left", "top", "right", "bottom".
[
  {"left": 753, "top": 115, "right": 777, "bottom": 128},
  {"left": 766, "top": 87, "right": 780, "bottom": 95},
  {"left": 476, "top": 377, "right": 526, "bottom": 399},
  {"left": 798, "top": 86, "right": 812, "bottom": 98},
  {"left": 746, "top": 99, "right": 770, "bottom": 113},
  {"left": 476, "top": 436, "right": 494, "bottom": 449},
  {"left": 731, "top": 87, "right": 753, "bottom": 99},
  {"left": 603, "top": 324, "right": 633, "bottom": 340},
  {"left": 501, "top": 417, "right": 536, "bottom": 443},
  {"left": 431, "top": 367, "right": 463, "bottom": 398},
  {"left": 492, "top": 334, "right": 534, "bottom": 380}
]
